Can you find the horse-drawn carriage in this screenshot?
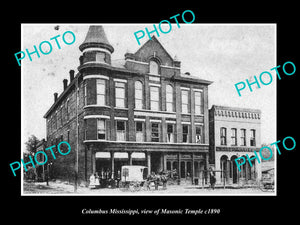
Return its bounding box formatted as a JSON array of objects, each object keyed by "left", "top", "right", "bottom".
[
  {"left": 119, "top": 165, "right": 173, "bottom": 192},
  {"left": 259, "top": 171, "right": 275, "bottom": 192},
  {"left": 119, "top": 165, "right": 148, "bottom": 191}
]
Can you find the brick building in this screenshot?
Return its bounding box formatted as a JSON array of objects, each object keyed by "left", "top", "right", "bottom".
[
  {"left": 43, "top": 25, "right": 213, "bottom": 185},
  {"left": 209, "top": 105, "right": 262, "bottom": 185}
]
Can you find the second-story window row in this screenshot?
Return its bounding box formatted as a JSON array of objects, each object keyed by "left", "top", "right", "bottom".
[
  {"left": 219, "top": 127, "right": 256, "bottom": 147},
  {"left": 91, "top": 78, "right": 203, "bottom": 114},
  {"left": 92, "top": 119, "right": 205, "bottom": 144}
]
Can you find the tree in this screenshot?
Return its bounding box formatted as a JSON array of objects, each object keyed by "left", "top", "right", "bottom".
[{"left": 24, "top": 135, "right": 40, "bottom": 160}]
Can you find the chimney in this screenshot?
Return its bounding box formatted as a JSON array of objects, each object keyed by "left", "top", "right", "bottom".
[
  {"left": 124, "top": 52, "right": 135, "bottom": 60},
  {"left": 69, "top": 70, "right": 75, "bottom": 82},
  {"left": 63, "top": 79, "right": 68, "bottom": 90},
  {"left": 54, "top": 92, "right": 58, "bottom": 102}
]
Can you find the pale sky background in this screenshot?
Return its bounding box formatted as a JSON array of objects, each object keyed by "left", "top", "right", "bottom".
[{"left": 22, "top": 24, "right": 276, "bottom": 148}]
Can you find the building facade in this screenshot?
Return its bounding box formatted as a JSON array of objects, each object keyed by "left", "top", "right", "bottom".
[
  {"left": 44, "top": 26, "right": 213, "bottom": 185},
  {"left": 209, "top": 105, "right": 262, "bottom": 185}
]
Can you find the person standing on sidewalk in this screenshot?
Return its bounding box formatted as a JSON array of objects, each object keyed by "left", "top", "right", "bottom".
[{"left": 209, "top": 167, "right": 216, "bottom": 190}]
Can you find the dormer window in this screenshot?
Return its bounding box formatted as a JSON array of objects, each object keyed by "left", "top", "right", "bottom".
[{"left": 149, "top": 60, "right": 159, "bottom": 74}]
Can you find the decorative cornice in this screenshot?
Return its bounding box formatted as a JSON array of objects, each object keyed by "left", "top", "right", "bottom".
[
  {"left": 216, "top": 146, "right": 260, "bottom": 152},
  {"left": 214, "top": 109, "right": 261, "bottom": 120}
]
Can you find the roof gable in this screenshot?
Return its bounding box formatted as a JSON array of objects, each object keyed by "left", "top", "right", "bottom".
[{"left": 133, "top": 36, "right": 174, "bottom": 66}]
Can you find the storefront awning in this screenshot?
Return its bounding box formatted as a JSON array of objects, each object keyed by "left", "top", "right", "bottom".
[
  {"left": 131, "top": 152, "right": 145, "bottom": 159},
  {"left": 95, "top": 152, "right": 110, "bottom": 159},
  {"left": 114, "top": 152, "right": 128, "bottom": 159}
]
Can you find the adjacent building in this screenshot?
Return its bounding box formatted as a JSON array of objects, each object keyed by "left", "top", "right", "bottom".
[
  {"left": 43, "top": 26, "right": 213, "bottom": 185},
  {"left": 209, "top": 105, "right": 262, "bottom": 185}
]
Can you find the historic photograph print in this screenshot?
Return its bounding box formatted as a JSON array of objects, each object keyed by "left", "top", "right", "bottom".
[{"left": 20, "top": 23, "right": 276, "bottom": 195}]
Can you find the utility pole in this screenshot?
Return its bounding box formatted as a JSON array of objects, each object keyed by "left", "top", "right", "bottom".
[{"left": 74, "top": 74, "right": 79, "bottom": 192}]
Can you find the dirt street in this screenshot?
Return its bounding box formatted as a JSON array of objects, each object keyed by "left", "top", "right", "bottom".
[{"left": 23, "top": 180, "right": 274, "bottom": 195}]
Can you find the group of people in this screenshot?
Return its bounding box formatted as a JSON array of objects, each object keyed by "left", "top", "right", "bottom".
[
  {"left": 89, "top": 170, "right": 121, "bottom": 189},
  {"left": 89, "top": 167, "right": 217, "bottom": 190}
]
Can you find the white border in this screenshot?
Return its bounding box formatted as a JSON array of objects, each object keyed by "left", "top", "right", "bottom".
[{"left": 21, "top": 23, "right": 277, "bottom": 197}]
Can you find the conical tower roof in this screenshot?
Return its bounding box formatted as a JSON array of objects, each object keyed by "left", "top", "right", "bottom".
[{"left": 79, "top": 25, "right": 114, "bottom": 53}]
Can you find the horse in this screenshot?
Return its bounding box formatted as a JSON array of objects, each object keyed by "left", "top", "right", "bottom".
[{"left": 144, "top": 170, "right": 176, "bottom": 190}]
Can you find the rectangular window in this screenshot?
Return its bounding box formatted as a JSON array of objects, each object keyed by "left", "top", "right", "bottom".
[
  {"left": 231, "top": 128, "right": 237, "bottom": 146},
  {"left": 181, "top": 90, "right": 189, "bottom": 114},
  {"left": 241, "top": 129, "right": 246, "bottom": 146},
  {"left": 115, "top": 82, "right": 126, "bottom": 108},
  {"left": 150, "top": 86, "right": 160, "bottom": 111},
  {"left": 167, "top": 123, "right": 174, "bottom": 143},
  {"left": 83, "top": 82, "right": 87, "bottom": 106},
  {"left": 194, "top": 91, "right": 202, "bottom": 115},
  {"left": 220, "top": 127, "right": 227, "bottom": 145},
  {"left": 182, "top": 124, "right": 189, "bottom": 143},
  {"left": 135, "top": 81, "right": 143, "bottom": 109},
  {"left": 250, "top": 129, "right": 256, "bottom": 146},
  {"left": 97, "top": 119, "right": 106, "bottom": 140},
  {"left": 116, "top": 120, "right": 126, "bottom": 141},
  {"left": 151, "top": 123, "right": 160, "bottom": 142},
  {"left": 135, "top": 121, "right": 144, "bottom": 142},
  {"left": 166, "top": 85, "right": 174, "bottom": 112},
  {"left": 135, "top": 99, "right": 143, "bottom": 109},
  {"left": 96, "top": 79, "right": 106, "bottom": 105},
  {"left": 195, "top": 125, "right": 203, "bottom": 143}
]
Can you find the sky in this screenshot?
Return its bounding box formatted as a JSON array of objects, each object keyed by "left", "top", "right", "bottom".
[{"left": 21, "top": 23, "right": 276, "bottom": 148}]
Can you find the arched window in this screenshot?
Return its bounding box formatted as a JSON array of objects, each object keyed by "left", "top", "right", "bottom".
[
  {"left": 135, "top": 81, "right": 143, "bottom": 109},
  {"left": 166, "top": 84, "right": 174, "bottom": 112},
  {"left": 220, "top": 127, "right": 227, "bottom": 145},
  {"left": 149, "top": 60, "right": 159, "bottom": 74}
]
